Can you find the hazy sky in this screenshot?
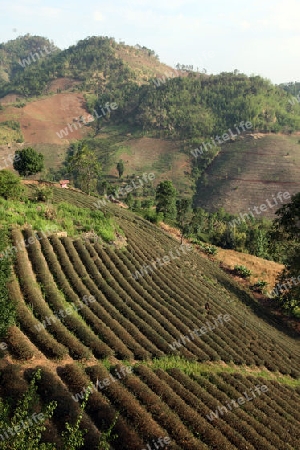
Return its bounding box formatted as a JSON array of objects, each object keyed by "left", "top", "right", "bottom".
[{"left": 0, "top": 0, "right": 299, "bottom": 84}]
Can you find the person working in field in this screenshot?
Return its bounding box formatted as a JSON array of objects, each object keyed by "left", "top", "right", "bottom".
[{"left": 205, "top": 302, "right": 210, "bottom": 311}]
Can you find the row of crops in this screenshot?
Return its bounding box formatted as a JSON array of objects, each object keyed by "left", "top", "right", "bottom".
[
  {"left": 2, "top": 186, "right": 299, "bottom": 449},
  {"left": 7, "top": 223, "right": 300, "bottom": 376},
  {"left": 0, "top": 361, "right": 299, "bottom": 449}
]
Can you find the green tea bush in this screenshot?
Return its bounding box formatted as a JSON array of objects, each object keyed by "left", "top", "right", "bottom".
[{"left": 0, "top": 228, "right": 16, "bottom": 340}]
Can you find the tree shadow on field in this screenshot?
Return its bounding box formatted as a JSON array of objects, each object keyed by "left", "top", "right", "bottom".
[{"left": 213, "top": 266, "right": 300, "bottom": 340}]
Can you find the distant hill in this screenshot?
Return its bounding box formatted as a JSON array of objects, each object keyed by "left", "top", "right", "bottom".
[
  {"left": 194, "top": 133, "right": 300, "bottom": 217},
  {"left": 1, "top": 35, "right": 300, "bottom": 206},
  {"left": 0, "top": 34, "right": 59, "bottom": 87},
  {"left": 0, "top": 35, "right": 177, "bottom": 98}
]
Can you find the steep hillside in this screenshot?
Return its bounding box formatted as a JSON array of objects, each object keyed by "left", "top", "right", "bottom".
[
  {"left": 1, "top": 35, "right": 300, "bottom": 234},
  {"left": 194, "top": 133, "right": 300, "bottom": 217},
  {"left": 0, "top": 36, "right": 173, "bottom": 98},
  {"left": 0, "top": 35, "right": 59, "bottom": 85},
  {"left": 0, "top": 93, "right": 89, "bottom": 144},
  {"left": 0, "top": 187, "right": 299, "bottom": 449}
]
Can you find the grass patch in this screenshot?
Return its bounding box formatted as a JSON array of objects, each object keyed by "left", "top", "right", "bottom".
[
  {"left": 140, "top": 355, "right": 300, "bottom": 387},
  {"left": 0, "top": 196, "right": 117, "bottom": 242},
  {"left": 0, "top": 120, "right": 24, "bottom": 144}
]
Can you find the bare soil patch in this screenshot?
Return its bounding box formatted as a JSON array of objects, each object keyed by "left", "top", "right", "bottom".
[{"left": 0, "top": 93, "right": 91, "bottom": 145}]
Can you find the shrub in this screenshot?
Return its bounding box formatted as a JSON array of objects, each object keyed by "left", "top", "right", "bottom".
[
  {"left": 0, "top": 170, "right": 23, "bottom": 200},
  {"left": 199, "top": 242, "right": 218, "bottom": 255},
  {"left": 233, "top": 264, "right": 252, "bottom": 278},
  {"left": 250, "top": 279, "right": 268, "bottom": 293},
  {"left": 13, "top": 147, "right": 44, "bottom": 177},
  {"left": 0, "top": 228, "right": 16, "bottom": 340},
  {"left": 34, "top": 186, "right": 54, "bottom": 202}
]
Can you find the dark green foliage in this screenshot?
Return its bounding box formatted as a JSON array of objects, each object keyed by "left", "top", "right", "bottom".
[
  {"left": 176, "top": 198, "right": 192, "bottom": 243},
  {"left": 155, "top": 180, "right": 177, "bottom": 219},
  {"left": 272, "top": 192, "right": 300, "bottom": 312},
  {"left": 197, "top": 242, "right": 218, "bottom": 255},
  {"left": 0, "top": 170, "right": 23, "bottom": 199},
  {"left": 0, "top": 120, "right": 21, "bottom": 131},
  {"left": 187, "top": 207, "right": 276, "bottom": 260},
  {"left": 67, "top": 143, "right": 101, "bottom": 195},
  {"left": 1, "top": 185, "right": 300, "bottom": 449},
  {"left": 13, "top": 147, "right": 44, "bottom": 177},
  {"left": 0, "top": 36, "right": 132, "bottom": 98},
  {"left": 116, "top": 160, "right": 124, "bottom": 178},
  {"left": 0, "top": 369, "right": 56, "bottom": 450},
  {"left": 233, "top": 265, "right": 252, "bottom": 278},
  {"left": 2, "top": 35, "right": 299, "bottom": 145},
  {"left": 250, "top": 280, "right": 268, "bottom": 293},
  {"left": 111, "top": 73, "right": 300, "bottom": 139},
  {"left": 34, "top": 186, "right": 53, "bottom": 202},
  {"left": 273, "top": 191, "right": 300, "bottom": 239},
  {"left": 0, "top": 228, "right": 15, "bottom": 340}
]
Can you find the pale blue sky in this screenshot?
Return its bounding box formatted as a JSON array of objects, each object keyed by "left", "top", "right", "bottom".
[{"left": 1, "top": 0, "right": 299, "bottom": 84}]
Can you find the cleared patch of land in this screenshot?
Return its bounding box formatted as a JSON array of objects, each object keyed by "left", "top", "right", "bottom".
[
  {"left": 195, "top": 133, "right": 300, "bottom": 217},
  {"left": 0, "top": 93, "right": 90, "bottom": 145}
]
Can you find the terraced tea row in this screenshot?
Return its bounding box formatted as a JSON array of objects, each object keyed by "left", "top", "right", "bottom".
[
  {"left": 0, "top": 361, "right": 299, "bottom": 449},
  {"left": 5, "top": 226, "right": 298, "bottom": 376}
]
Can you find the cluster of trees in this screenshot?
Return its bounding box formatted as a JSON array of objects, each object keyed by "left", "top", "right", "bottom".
[
  {"left": 126, "top": 180, "right": 300, "bottom": 314},
  {"left": 95, "top": 73, "right": 300, "bottom": 141},
  {"left": 1, "top": 145, "right": 299, "bottom": 315},
  {"left": 0, "top": 147, "right": 44, "bottom": 200},
  {"left": 13, "top": 147, "right": 44, "bottom": 177},
  {"left": 0, "top": 35, "right": 59, "bottom": 97},
  {"left": 66, "top": 143, "right": 101, "bottom": 195},
  {"left": 271, "top": 193, "right": 300, "bottom": 313}
]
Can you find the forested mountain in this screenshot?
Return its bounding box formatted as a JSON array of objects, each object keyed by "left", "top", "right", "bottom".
[
  {"left": 0, "top": 34, "right": 59, "bottom": 85},
  {"left": 0, "top": 35, "right": 162, "bottom": 98},
  {"left": 1, "top": 35, "right": 300, "bottom": 142},
  {"left": 99, "top": 73, "right": 300, "bottom": 141},
  {"left": 1, "top": 35, "right": 300, "bottom": 222}
]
